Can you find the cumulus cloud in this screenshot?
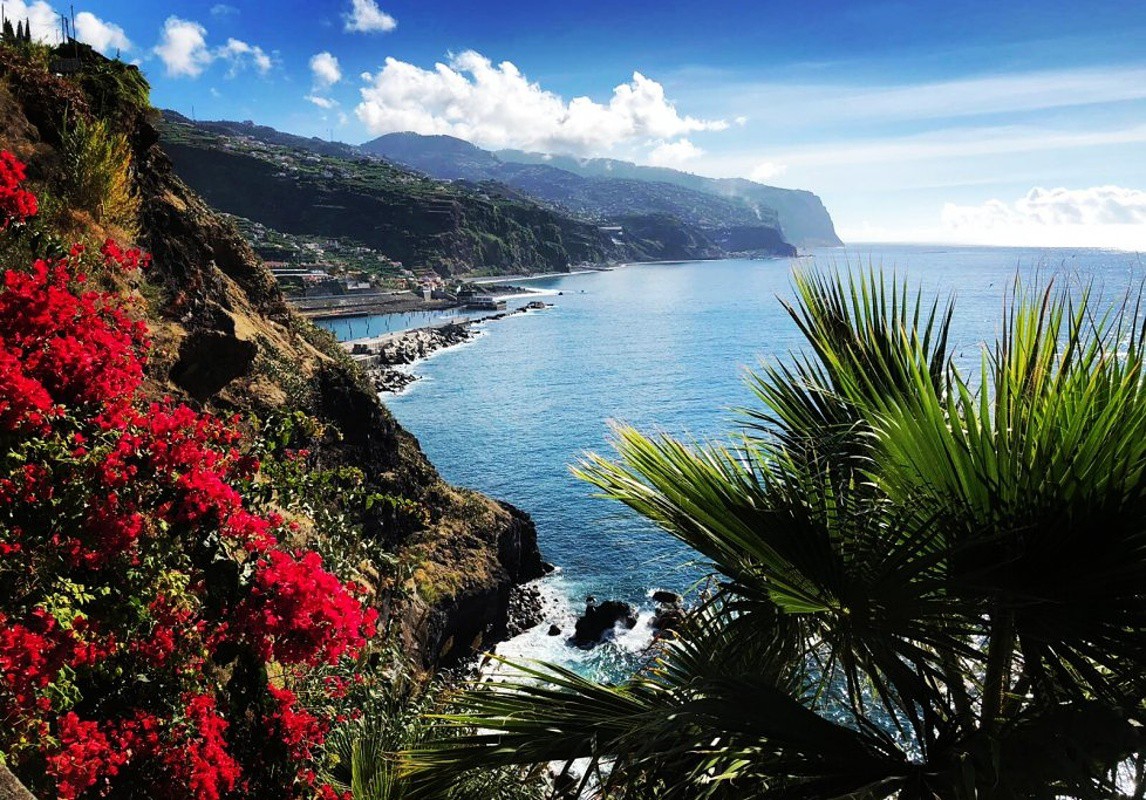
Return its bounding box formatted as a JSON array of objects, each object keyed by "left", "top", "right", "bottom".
[
  {"left": 943, "top": 185, "right": 1146, "bottom": 230},
  {"left": 749, "top": 161, "right": 787, "bottom": 182},
  {"left": 306, "top": 95, "right": 339, "bottom": 109},
  {"left": 154, "top": 17, "right": 212, "bottom": 77},
  {"left": 647, "top": 139, "right": 704, "bottom": 166},
  {"left": 153, "top": 17, "right": 271, "bottom": 79},
  {"left": 310, "top": 52, "right": 341, "bottom": 88},
  {"left": 4, "top": 0, "right": 62, "bottom": 42},
  {"left": 218, "top": 37, "right": 272, "bottom": 76},
  {"left": 355, "top": 51, "right": 726, "bottom": 156},
  {"left": 74, "top": 11, "right": 131, "bottom": 54},
  {"left": 344, "top": 0, "right": 396, "bottom": 33},
  {"left": 941, "top": 186, "right": 1146, "bottom": 249}
]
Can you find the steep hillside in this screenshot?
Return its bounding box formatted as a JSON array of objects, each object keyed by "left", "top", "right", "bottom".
[
  {"left": 500, "top": 149, "right": 844, "bottom": 247},
  {"left": 0, "top": 43, "right": 542, "bottom": 672},
  {"left": 495, "top": 162, "right": 774, "bottom": 228},
  {"left": 362, "top": 132, "right": 801, "bottom": 254},
  {"left": 159, "top": 116, "right": 625, "bottom": 276},
  {"left": 166, "top": 111, "right": 362, "bottom": 159}
]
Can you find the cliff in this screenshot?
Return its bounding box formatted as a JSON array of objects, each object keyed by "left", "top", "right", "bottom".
[
  {"left": 0, "top": 43, "right": 541, "bottom": 668},
  {"left": 160, "top": 115, "right": 622, "bottom": 276},
  {"left": 359, "top": 131, "right": 837, "bottom": 249},
  {"left": 363, "top": 132, "right": 802, "bottom": 253},
  {"left": 495, "top": 148, "right": 845, "bottom": 248},
  {"left": 162, "top": 117, "right": 798, "bottom": 266}
]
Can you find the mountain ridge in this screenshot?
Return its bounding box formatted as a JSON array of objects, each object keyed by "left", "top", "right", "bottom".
[
  {"left": 158, "top": 112, "right": 799, "bottom": 272},
  {"left": 363, "top": 131, "right": 842, "bottom": 248},
  {"left": 496, "top": 147, "right": 843, "bottom": 247}
]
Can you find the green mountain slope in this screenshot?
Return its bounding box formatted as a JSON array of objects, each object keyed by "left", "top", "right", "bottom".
[
  {"left": 498, "top": 149, "right": 844, "bottom": 247},
  {"left": 159, "top": 115, "right": 628, "bottom": 276},
  {"left": 361, "top": 131, "right": 838, "bottom": 248}
]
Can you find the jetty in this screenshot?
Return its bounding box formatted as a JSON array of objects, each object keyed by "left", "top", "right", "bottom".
[{"left": 344, "top": 301, "right": 550, "bottom": 393}]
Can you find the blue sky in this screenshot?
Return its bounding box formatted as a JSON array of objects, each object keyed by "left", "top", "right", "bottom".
[{"left": 15, "top": 0, "right": 1146, "bottom": 248}]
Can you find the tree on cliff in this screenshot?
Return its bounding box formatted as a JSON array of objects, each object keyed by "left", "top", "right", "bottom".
[{"left": 411, "top": 270, "right": 1146, "bottom": 799}]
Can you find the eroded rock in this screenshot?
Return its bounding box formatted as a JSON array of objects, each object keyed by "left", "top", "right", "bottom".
[{"left": 572, "top": 598, "right": 637, "bottom": 647}]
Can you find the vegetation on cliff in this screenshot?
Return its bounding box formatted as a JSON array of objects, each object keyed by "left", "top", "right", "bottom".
[
  {"left": 160, "top": 117, "right": 801, "bottom": 275},
  {"left": 159, "top": 114, "right": 625, "bottom": 277},
  {"left": 362, "top": 132, "right": 835, "bottom": 249},
  {"left": 0, "top": 38, "right": 545, "bottom": 800},
  {"left": 413, "top": 271, "right": 1146, "bottom": 798}
]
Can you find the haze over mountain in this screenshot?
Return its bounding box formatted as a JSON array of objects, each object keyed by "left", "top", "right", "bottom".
[{"left": 360, "top": 132, "right": 841, "bottom": 249}]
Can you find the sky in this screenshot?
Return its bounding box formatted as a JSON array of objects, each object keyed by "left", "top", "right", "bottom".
[{"left": 9, "top": 0, "right": 1146, "bottom": 249}]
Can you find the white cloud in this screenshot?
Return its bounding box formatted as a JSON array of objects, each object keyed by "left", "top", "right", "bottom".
[
  {"left": 154, "top": 17, "right": 212, "bottom": 78},
  {"left": 343, "top": 0, "right": 396, "bottom": 33},
  {"left": 310, "top": 52, "right": 342, "bottom": 88},
  {"left": 750, "top": 161, "right": 787, "bottom": 182},
  {"left": 306, "top": 95, "right": 339, "bottom": 109},
  {"left": 74, "top": 11, "right": 131, "bottom": 54},
  {"left": 355, "top": 51, "right": 727, "bottom": 156},
  {"left": 4, "top": 0, "right": 62, "bottom": 43},
  {"left": 153, "top": 17, "right": 271, "bottom": 79},
  {"left": 943, "top": 185, "right": 1146, "bottom": 229},
  {"left": 647, "top": 139, "right": 704, "bottom": 166},
  {"left": 918, "top": 186, "right": 1146, "bottom": 250},
  {"left": 210, "top": 4, "right": 238, "bottom": 17},
  {"left": 218, "top": 37, "right": 272, "bottom": 76}
]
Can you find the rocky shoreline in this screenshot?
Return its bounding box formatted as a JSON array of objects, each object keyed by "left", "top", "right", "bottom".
[{"left": 345, "top": 301, "right": 550, "bottom": 393}]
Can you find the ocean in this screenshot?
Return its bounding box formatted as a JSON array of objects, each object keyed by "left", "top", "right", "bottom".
[{"left": 318, "top": 244, "right": 1144, "bottom": 679}]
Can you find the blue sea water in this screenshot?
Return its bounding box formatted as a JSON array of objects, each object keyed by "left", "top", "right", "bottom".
[{"left": 321, "top": 244, "right": 1144, "bottom": 678}]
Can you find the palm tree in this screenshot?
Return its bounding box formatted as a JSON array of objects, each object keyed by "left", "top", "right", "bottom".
[
  {"left": 408, "top": 269, "right": 1146, "bottom": 799},
  {"left": 323, "top": 672, "right": 548, "bottom": 800}
]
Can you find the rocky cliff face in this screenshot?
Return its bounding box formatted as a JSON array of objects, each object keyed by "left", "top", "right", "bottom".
[
  {"left": 363, "top": 132, "right": 802, "bottom": 255},
  {"left": 160, "top": 122, "right": 622, "bottom": 276},
  {"left": 163, "top": 118, "right": 799, "bottom": 265},
  {"left": 495, "top": 148, "right": 845, "bottom": 248},
  {"left": 0, "top": 45, "right": 541, "bottom": 669}
]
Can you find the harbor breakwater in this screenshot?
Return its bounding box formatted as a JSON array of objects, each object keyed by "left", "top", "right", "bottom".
[{"left": 344, "top": 301, "right": 550, "bottom": 393}]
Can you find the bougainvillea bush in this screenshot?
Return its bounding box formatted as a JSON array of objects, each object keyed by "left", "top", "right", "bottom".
[{"left": 0, "top": 152, "right": 376, "bottom": 800}]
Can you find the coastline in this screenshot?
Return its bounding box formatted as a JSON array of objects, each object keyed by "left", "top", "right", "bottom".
[
  {"left": 463, "top": 268, "right": 604, "bottom": 286},
  {"left": 343, "top": 301, "right": 551, "bottom": 394}
]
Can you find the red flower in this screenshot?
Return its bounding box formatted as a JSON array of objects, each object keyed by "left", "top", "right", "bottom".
[
  {"left": 234, "top": 549, "right": 377, "bottom": 665},
  {"left": 266, "top": 684, "right": 327, "bottom": 762},
  {"left": 166, "top": 694, "right": 242, "bottom": 800},
  {"left": 0, "top": 151, "right": 379, "bottom": 799},
  {"left": 0, "top": 152, "right": 37, "bottom": 227},
  {"left": 45, "top": 713, "right": 129, "bottom": 800}
]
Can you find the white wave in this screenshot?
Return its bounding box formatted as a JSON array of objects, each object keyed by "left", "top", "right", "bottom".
[{"left": 491, "top": 573, "right": 659, "bottom": 678}]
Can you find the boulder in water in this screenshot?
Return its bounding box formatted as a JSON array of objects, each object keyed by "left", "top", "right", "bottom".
[
  {"left": 572, "top": 598, "right": 637, "bottom": 647},
  {"left": 651, "top": 606, "right": 685, "bottom": 633}
]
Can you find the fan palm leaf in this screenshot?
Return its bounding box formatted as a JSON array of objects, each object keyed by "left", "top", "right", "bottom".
[{"left": 408, "top": 269, "right": 1146, "bottom": 799}]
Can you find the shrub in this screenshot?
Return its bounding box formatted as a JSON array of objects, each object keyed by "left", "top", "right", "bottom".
[
  {"left": 0, "top": 152, "right": 377, "bottom": 800},
  {"left": 59, "top": 115, "right": 139, "bottom": 234}
]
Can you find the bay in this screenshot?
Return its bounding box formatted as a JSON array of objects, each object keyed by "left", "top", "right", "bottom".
[{"left": 322, "top": 244, "right": 1144, "bottom": 679}]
